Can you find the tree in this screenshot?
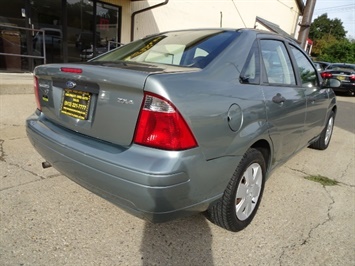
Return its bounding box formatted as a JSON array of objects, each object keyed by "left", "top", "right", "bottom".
[
  {"left": 316, "top": 40, "right": 355, "bottom": 63},
  {"left": 311, "top": 35, "right": 337, "bottom": 59},
  {"left": 309, "top": 14, "right": 354, "bottom": 63},
  {"left": 309, "top": 14, "right": 347, "bottom": 41}
]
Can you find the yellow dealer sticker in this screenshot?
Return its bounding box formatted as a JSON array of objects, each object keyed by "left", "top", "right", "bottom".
[{"left": 61, "top": 89, "right": 91, "bottom": 120}]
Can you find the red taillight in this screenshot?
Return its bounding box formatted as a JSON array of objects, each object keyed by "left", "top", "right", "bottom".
[
  {"left": 34, "top": 76, "right": 41, "bottom": 111},
  {"left": 349, "top": 74, "right": 355, "bottom": 82},
  {"left": 60, "top": 67, "right": 82, "bottom": 74},
  {"left": 321, "top": 72, "right": 333, "bottom": 79},
  {"left": 134, "top": 93, "right": 198, "bottom": 151}
]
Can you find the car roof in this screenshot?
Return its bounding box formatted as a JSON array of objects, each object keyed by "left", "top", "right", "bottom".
[
  {"left": 329, "top": 63, "right": 355, "bottom": 67},
  {"left": 39, "top": 28, "right": 62, "bottom": 35},
  {"left": 314, "top": 61, "right": 331, "bottom": 65},
  {"left": 150, "top": 28, "right": 298, "bottom": 45},
  {"left": 326, "top": 63, "right": 355, "bottom": 71}
]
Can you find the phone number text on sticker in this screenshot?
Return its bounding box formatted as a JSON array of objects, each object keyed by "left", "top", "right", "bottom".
[{"left": 61, "top": 89, "right": 91, "bottom": 120}]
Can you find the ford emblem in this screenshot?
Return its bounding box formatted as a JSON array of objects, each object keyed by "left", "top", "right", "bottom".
[{"left": 66, "top": 81, "right": 76, "bottom": 89}]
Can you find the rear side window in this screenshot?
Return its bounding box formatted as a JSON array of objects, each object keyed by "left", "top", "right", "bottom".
[
  {"left": 290, "top": 45, "right": 319, "bottom": 88},
  {"left": 240, "top": 40, "right": 260, "bottom": 84},
  {"left": 260, "top": 40, "right": 296, "bottom": 85}
]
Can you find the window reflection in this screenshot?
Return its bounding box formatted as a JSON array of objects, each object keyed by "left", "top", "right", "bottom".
[
  {"left": 0, "top": 0, "right": 121, "bottom": 71},
  {"left": 290, "top": 45, "right": 318, "bottom": 88}
]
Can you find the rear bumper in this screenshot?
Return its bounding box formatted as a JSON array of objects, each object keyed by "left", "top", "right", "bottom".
[
  {"left": 26, "top": 113, "right": 237, "bottom": 222},
  {"left": 332, "top": 82, "right": 355, "bottom": 93}
]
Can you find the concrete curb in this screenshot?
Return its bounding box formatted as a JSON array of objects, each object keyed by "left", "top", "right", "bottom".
[{"left": 0, "top": 73, "right": 34, "bottom": 95}]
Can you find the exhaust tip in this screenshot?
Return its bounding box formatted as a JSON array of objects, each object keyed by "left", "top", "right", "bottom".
[{"left": 42, "top": 161, "right": 52, "bottom": 169}]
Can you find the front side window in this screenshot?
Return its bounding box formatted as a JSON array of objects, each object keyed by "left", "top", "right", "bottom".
[
  {"left": 93, "top": 30, "right": 240, "bottom": 68},
  {"left": 290, "top": 45, "right": 319, "bottom": 88},
  {"left": 260, "top": 40, "right": 296, "bottom": 85}
]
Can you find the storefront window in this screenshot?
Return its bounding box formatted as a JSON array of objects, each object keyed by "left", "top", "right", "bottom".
[
  {"left": 95, "top": 2, "right": 121, "bottom": 58},
  {"left": 0, "top": 0, "right": 121, "bottom": 72},
  {"left": 0, "top": 0, "right": 30, "bottom": 72},
  {"left": 67, "top": 0, "right": 121, "bottom": 62},
  {"left": 0, "top": 0, "right": 62, "bottom": 71},
  {"left": 31, "top": 0, "right": 63, "bottom": 64},
  {"left": 67, "top": 0, "right": 94, "bottom": 62}
]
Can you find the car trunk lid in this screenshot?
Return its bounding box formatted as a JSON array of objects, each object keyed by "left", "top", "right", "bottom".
[
  {"left": 323, "top": 69, "right": 355, "bottom": 83},
  {"left": 34, "top": 62, "right": 190, "bottom": 147}
]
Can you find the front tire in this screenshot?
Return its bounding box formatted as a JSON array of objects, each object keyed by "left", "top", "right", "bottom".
[
  {"left": 310, "top": 111, "right": 335, "bottom": 150},
  {"left": 206, "top": 148, "right": 266, "bottom": 232}
]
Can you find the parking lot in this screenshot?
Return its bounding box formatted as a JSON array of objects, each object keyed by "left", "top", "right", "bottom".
[{"left": 1, "top": 74, "right": 354, "bottom": 265}]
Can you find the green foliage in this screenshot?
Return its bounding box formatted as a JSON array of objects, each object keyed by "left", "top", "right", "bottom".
[
  {"left": 311, "top": 35, "right": 336, "bottom": 58},
  {"left": 309, "top": 14, "right": 347, "bottom": 40},
  {"left": 312, "top": 37, "right": 355, "bottom": 63},
  {"left": 299, "top": 67, "right": 317, "bottom": 83},
  {"left": 310, "top": 14, "right": 354, "bottom": 63},
  {"left": 321, "top": 40, "right": 355, "bottom": 63}
]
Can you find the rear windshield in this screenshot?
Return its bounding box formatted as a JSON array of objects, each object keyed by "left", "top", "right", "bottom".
[
  {"left": 93, "top": 30, "right": 240, "bottom": 68},
  {"left": 327, "top": 64, "right": 355, "bottom": 72}
]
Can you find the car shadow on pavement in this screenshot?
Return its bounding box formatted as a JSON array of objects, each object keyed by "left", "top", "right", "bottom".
[
  {"left": 334, "top": 100, "right": 355, "bottom": 134},
  {"left": 140, "top": 214, "right": 214, "bottom": 265}
]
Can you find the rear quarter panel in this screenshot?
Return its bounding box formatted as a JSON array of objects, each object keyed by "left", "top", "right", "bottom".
[
  {"left": 144, "top": 66, "right": 270, "bottom": 161},
  {"left": 143, "top": 30, "right": 272, "bottom": 161}
]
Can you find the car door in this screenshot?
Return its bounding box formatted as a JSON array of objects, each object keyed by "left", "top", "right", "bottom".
[
  {"left": 260, "top": 39, "right": 307, "bottom": 165},
  {"left": 289, "top": 44, "right": 330, "bottom": 145}
]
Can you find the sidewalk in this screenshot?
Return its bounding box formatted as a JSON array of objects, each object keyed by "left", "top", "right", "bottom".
[{"left": 0, "top": 72, "right": 33, "bottom": 94}]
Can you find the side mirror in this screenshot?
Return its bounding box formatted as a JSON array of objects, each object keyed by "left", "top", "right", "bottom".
[{"left": 323, "top": 78, "right": 341, "bottom": 88}]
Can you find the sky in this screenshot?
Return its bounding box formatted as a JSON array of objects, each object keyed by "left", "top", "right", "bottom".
[{"left": 313, "top": 0, "right": 355, "bottom": 38}]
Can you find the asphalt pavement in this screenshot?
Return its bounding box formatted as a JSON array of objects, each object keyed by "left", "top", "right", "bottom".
[{"left": 0, "top": 73, "right": 354, "bottom": 265}]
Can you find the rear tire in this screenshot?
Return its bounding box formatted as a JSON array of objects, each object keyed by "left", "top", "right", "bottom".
[
  {"left": 206, "top": 148, "right": 266, "bottom": 232},
  {"left": 310, "top": 111, "right": 335, "bottom": 150}
]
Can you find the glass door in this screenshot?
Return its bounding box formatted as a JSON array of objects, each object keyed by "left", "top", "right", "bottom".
[
  {"left": 67, "top": 0, "right": 94, "bottom": 62},
  {"left": 94, "top": 2, "right": 121, "bottom": 57}
]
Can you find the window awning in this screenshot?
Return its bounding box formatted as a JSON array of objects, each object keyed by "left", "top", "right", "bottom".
[{"left": 255, "top": 16, "right": 299, "bottom": 43}]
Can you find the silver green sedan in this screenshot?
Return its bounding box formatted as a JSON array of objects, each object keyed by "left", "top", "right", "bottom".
[{"left": 26, "top": 29, "right": 338, "bottom": 232}]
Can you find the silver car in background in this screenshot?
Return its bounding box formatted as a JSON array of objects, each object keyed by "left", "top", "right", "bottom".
[{"left": 26, "top": 29, "right": 337, "bottom": 232}]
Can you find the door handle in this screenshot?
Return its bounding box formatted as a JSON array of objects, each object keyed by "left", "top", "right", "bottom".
[{"left": 272, "top": 93, "right": 286, "bottom": 104}]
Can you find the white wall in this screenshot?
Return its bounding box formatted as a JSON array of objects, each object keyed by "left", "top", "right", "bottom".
[
  {"left": 132, "top": 0, "right": 301, "bottom": 40},
  {"left": 117, "top": 0, "right": 132, "bottom": 43}
]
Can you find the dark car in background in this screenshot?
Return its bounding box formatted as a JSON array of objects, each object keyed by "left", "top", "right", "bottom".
[
  {"left": 26, "top": 28, "right": 339, "bottom": 232},
  {"left": 33, "top": 28, "right": 62, "bottom": 51},
  {"left": 314, "top": 61, "right": 331, "bottom": 72},
  {"left": 75, "top": 32, "right": 102, "bottom": 51},
  {"left": 321, "top": 63, "right": 355, "bottom": 96}
]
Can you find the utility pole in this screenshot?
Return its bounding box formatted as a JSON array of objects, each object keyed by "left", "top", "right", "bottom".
[{"left": 298, "top": 0, "right": 317, "bottom": 49}]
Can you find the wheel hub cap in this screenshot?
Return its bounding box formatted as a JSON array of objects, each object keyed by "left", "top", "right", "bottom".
[{"left": 235, "top": 163, "right": 262, "bottom": 221}]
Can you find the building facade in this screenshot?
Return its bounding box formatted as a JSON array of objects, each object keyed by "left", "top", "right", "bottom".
[
  {"left": 131, "top": 0, "right": 304, "bottom": 40},
  {"left": 0, "top": 0, "right": 304, "bottom": 72}
]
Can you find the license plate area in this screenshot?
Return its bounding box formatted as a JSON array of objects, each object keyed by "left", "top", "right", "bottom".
[{"left": 61, "top": 89, "right": 92, "bottom": 120}]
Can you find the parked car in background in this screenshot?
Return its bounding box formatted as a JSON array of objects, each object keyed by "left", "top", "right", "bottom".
[
  {"left": 321, "top": 63, "right": 355, "bottom": 96},
  {"left": 75, "top": 32, "right": 102, "bottom": 51},
  {"left": 33, "top": 28, "right": 62, "bottom": 51},
  {"left": 32, "top": 28, "right": 62, "bottom": 64},
  {"left": 79, "top": 45, "right": 107, "bottom": 61},
  {"left": 80, "top": 43, "right": 121, "bottom": 61},
  {"left": 26, "top": 28, "right": 339, "bottom": 232},
  {"left": 314, "top": 61, "right": 331, "bottom": 72},
  {"left": 313, "top": 62, "right": 322, "bottom": 72}
]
